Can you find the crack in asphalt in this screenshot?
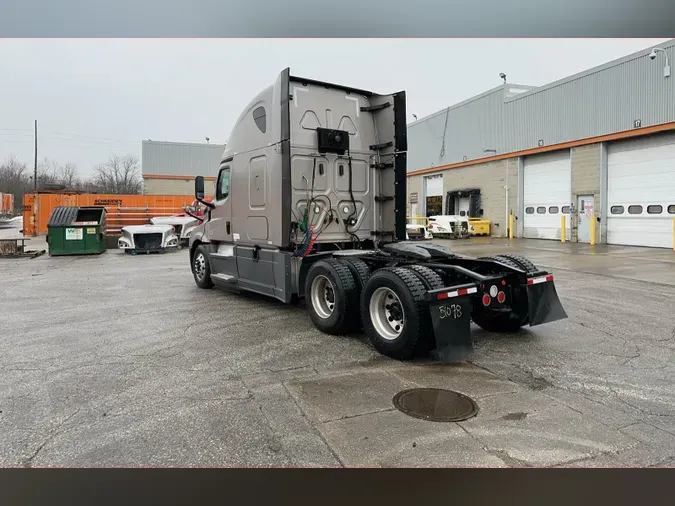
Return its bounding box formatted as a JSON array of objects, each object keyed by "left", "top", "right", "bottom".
[
  {"left": 22, "top": 408, "right": 81, "bottom": 467},
  {"left": 280, "top": 382, "right": 345, "bottom": 467},
  {"left": 456, "top": 423, "right": 530, "bottom": 468},
  {"left": 606, "top": 385, "right": 675, "bottom": 419}
]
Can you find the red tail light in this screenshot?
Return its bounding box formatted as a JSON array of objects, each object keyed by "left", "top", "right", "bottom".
[
  {"left": 482, "top": 294, "right": 491, "bottom": 306},
  {"left": 497, "top": 291, "right": 506, "bottom": 304}
]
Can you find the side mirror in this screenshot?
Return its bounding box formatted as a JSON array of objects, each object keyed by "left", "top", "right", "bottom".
[{"left": 195, "top": 176, "right": 205, "bottom": 200}]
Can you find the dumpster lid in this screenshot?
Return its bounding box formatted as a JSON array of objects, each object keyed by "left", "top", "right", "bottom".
[
  {"left": 47, "top": 206, "right": 79, "bottom": 227},
  {"left": 73, "top": 206, "right": 106, "bottom": 225}
]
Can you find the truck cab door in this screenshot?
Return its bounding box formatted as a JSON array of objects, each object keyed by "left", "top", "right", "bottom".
[{"left": 206, "top": 163, "right": 237, "bottom": 279}]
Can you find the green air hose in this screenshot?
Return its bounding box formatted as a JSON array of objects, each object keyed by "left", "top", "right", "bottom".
[{"left": 299, "top": 208, "right": 309, "bottom": 233}]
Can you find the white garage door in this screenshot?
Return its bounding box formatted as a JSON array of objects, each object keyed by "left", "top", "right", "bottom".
[
  {"left": 424, "top": 174, "right": 443, "bottom": 196},
  {"left": 523, "top": 150, "right": 572, "bottom": 240},
  {"left": 607, "top": 133, "right": 675, "bottom": 248},
  {"left": 424, "top": 174, "right": 444, "bottom": 216}
]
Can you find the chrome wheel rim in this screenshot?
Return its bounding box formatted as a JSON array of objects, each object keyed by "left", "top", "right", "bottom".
[
  {"left": 194, "top": 252, "right": 206, "bottom": 281},
  {"left": 310, "top": 275, "right": 335, "bottom": 319},
  {"left": 369, "top": 287, "right": 405, "bottom": 341}
]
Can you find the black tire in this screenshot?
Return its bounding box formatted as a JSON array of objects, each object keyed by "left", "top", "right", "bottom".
[
  {"left": 402, "top": 265, "right": 445, "bottom": 352},
  {"left": 305, "top": 258, "right": 358, "bottom": 335},
  {"left": 360, "top": 267, "right": 434, "bottom": 361},
  {"left": 479, "top": 255, "right": 522, "bottom": 271},
  {"left": 337, "top": 257, "right": 372, "bottom": 331},
  {"left": 493, "top": 254, "right": 537, "bottom": 274},
  {"left": 338, "top": 257, "right": 371, "bottom": 294},
  {"left": 191, "top": 245, "right": 214, "bottom": 289},
  {"left": 404, "top": 264, "right": 445, "bottom": 291},
  {"left": 471, "top": 300, "right": 528, "bottom": 332}
]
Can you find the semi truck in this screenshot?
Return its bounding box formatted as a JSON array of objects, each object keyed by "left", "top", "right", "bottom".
[{"left": 187, "top": 68, "right": 568, "bottom": 363}]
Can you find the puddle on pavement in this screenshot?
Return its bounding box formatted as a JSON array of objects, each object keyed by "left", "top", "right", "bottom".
[{"left": 392, "top": 388, "right": 479, "bottom": 422}]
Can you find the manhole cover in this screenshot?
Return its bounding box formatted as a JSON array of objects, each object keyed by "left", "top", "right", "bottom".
[{"left": 392, "top": 388, "right": 479, "bottom": 422}]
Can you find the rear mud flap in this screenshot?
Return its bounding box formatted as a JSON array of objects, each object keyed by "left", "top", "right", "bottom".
[
  {"left": 526, "top": 276, "right": 568, "bottom": 326},
  {"left": 428, "top": 285, "right": 476, "bottom": 363}
]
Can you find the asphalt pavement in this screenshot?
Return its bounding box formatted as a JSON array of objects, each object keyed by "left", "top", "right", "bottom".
[{"left": 1, "top": 236, "right": 675, "bottom": 467}]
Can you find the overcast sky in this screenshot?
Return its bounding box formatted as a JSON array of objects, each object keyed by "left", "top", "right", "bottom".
[{"left": 0, "top": 39, "right": 669, "bottom": 176}]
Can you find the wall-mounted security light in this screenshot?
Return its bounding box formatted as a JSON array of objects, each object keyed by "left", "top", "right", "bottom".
[
  {"left": 649, "top": 47, "right": 671, "bottom": 78},
  {"left": 483, "top": 148, "right": 497, "bottom": 154}
]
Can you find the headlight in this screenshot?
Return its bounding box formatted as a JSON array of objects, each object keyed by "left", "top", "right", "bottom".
[{"left": 118, "top": 239, "right": 131, "bottom": 248}]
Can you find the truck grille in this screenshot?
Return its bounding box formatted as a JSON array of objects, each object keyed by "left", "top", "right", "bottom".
[{"left": 133, "top": 233, "right": 163, "bottom": 250}]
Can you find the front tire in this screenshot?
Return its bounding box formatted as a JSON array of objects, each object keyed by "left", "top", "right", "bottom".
[
  {"left": 360, "top": 267, "right": 433, "bottom": 361},
  {"left": 191, "top": 245, "right": 214, "bottom": 289},
  {"left": 305, "top": 259, "right": 358, "bottom": 335}
]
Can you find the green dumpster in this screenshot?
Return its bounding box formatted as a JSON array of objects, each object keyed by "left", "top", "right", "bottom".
[{"left": 46, "top": 206, "right": 107, "bottom": 256}]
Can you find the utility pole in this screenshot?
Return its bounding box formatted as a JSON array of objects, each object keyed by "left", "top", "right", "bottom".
[{"left": 33, "top": 120, "right": 38, "bottom": 191}]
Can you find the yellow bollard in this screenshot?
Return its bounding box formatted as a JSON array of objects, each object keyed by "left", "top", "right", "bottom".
[
  {"left": 509, "top": 214, "right": 514, "bottom": 239},
  {"left": 561, "top": 215, "right": 566, "bottom": 243},
  {"left": 590, "top": 214, "right": 596, "bottom": 246}
]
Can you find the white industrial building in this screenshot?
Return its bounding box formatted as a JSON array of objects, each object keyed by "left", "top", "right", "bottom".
[
  {"left": 407, "top": 39, "right": 675, "bottom": 248},
  {"left": 141, "top": 140, "right": 226, "bottom": 197}
]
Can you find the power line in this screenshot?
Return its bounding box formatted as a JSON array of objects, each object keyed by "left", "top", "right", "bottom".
[
  {"left": 0, "top": 127, "right": 139, "bottom": 146},
  {"left": 51, "top": 131, "right": 138, "bottom": 144},
  {"left": 0, "top": 128, "right": 33, "bottom": 133}
]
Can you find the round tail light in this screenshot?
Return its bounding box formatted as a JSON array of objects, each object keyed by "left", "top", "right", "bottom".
[
  {"left": 482, "top": 294, "right": 491, "bottom": 306},
  {"left": 497, "top": 291, "right": 506, "bottom": 304}
]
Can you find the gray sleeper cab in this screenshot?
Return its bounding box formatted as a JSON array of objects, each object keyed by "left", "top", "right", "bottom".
[{"left": 188, "top": 68, "right": 568, "bottom": 362}]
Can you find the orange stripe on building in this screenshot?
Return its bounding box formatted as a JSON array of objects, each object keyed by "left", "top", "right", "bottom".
[{"left": 407, "top": 121, "right": 675, "bottom": 177}]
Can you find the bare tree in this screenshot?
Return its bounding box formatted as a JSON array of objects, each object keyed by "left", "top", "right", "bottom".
[
  {"left": 1, "top": 153, "right": 142, "bottom": 213},
  {"left": 0, "top": 156, "right": 31, "bottom": 213},
  {"left": 57, "top": 162, "right": 79, "bottom": 188},
  {"left": 93, "top": 154, "right": 142, "bottom": 194},
  {"left": 37, "top": 157, "right": 59, "bottom": 186}
]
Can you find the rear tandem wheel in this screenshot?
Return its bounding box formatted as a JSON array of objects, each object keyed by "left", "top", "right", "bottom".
[
  {"left": 360, "top": 267, "right": 435, "bottom": 361},
  {"left": 305, "top": 258, "right": 359, "bottom": 335}
]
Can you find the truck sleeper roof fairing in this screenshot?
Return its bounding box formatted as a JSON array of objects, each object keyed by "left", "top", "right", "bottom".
[{"left": 221, "top": 68, "right": 408, "bottom": 250}]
